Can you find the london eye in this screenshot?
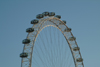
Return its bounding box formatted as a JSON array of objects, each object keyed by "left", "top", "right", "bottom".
[{"left": 20, "top": 12, "right": 84, "bottom": 67}]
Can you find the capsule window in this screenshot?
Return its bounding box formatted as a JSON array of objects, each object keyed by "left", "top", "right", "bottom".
[
  {"left": 55, "top": 15, "right": 61, "bottom": 19},
  {"left": 42, "top": 12, "right": 49, "bottom": 16},
  {"left": 49, "top": 12, "right": 55, "bottom": 16},
  {"left": 20, "top": 52, "right": 28, "bottom": 58},
  {"left": 73, "top": 47, "right": 80, "bottom": 51},
  {"left": 36, "top": 14, "right": 44, "bottom": 19},
  {"left": 31, "top": 19, "right": 39, "bottom": 24},
  {"left": 26, "top": 28, "right": 34, "bottom": 33},
  {"left": 22, "top": 39, "right": 30, "bottom": 44},
  {"left": 76, "top": 58, "right": 83, "bottom": 62},
  {"left": 64, "top": 28, "right": 71, "bottom": 32},
  {"left": 62, "top": 20, "right": 66, "bottom": 24},
  {"left": 69, "top": 37, "right": 76, "bottom": 41}
]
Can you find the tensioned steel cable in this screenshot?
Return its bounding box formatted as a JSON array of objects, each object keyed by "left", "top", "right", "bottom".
[
  {"left": 44, "top": 27, "right": 52, "bottom": 67},
  {"left": 33, "top": 33, "right": 47, "bottom": 67},
  {"left": 31, "top": 20, "right": 75, "bottom": 67},
  {"left": 32, "top": 26, "right": 74, "bottom": 67},
  {"left": 39, "top": 31, "right": 50, "bottom": 67}
]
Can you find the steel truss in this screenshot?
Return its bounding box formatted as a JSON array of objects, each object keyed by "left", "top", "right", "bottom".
[{"left": 21, "top": 17, "right": 84, "bottom": 67}]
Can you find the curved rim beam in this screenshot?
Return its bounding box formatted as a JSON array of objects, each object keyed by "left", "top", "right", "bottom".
[{"left": 21, "top": 17, "right": 84, "bottom": 67}]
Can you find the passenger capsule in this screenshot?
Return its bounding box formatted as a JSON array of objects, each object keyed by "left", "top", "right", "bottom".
[
  {"left": 69, "top": 37, "right": 76, "bottom": 41},
  {"left": 59, "top": 20, "right": 66, "bottom": 25},
  {"left": 22, "top": 39, "right": 30, "bottom": 44},
  {"left": 36, "top": 14, "right": 44, "bottom": 19},
  {"left": 76, "top": 58, "right": 83, "bottom": 62},
  {"left": 42, "top": 12, "right": 49, "bottom": 16},
  {"left": 55, "top": 15, "right": 61, "bottom": 19},
  {"left": 64, "top": 28, "right": 71, "bottom": 32},
  {"left": 26, "top": 28, "right": 34, "bottom": 33},
  {"left": 31, "top": 19, "right": 39, "bottom": 24},
  {"left": 20, "top": 52, "right": 28, "bottom": 58},
  {"left": 62, "top": 20, "right": 66, "bottom": 24},
  {"left": 49, "top": 12, "right": 55, "bottom": 16},
  {"left": 73, "top": 47, "right": 80, "bottom": 51}
]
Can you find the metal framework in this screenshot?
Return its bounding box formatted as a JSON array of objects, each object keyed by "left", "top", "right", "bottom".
[{"left": 21, "top": 16, "right": 84, "bottom": 67}]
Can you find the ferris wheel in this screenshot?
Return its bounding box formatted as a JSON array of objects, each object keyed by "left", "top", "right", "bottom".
[{"left": 20, "top": 12, "right": 84, "bottom": 67}]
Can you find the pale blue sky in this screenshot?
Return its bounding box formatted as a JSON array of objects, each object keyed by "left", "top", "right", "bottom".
[{"left": 0, "top": 0, "right": 100, "bottom": 67}]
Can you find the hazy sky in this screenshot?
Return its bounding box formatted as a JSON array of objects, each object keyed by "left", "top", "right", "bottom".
[{"left": 0, "top": 0, "right": 100, "bottom": 67}]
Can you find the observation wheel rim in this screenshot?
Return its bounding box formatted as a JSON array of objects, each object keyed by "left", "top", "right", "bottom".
[{"left": 21, "top": 17, "right": 84, "bottom": 67}]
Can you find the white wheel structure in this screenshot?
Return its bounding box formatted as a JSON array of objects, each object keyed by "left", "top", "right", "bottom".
[{"left": 20, "top": 12, "right": 84, "bottom": 67}]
